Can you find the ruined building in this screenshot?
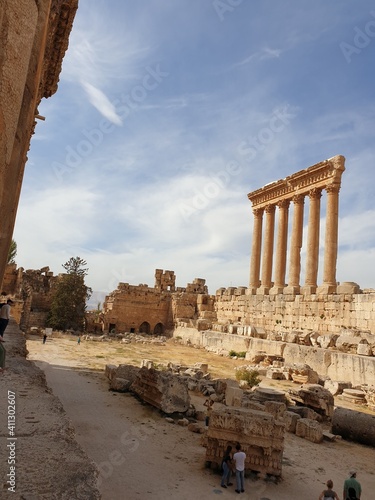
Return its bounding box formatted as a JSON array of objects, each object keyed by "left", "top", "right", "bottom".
[
  {"left": 0, "top": 0, "right": 78, "bottom": 288},
  {"left": 102, "top": 269, "right": 213, "bottom": 335}
]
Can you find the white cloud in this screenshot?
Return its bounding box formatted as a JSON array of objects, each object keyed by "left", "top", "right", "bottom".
[{"left": 81, "top": 81, "right": 122, "bottom": 125}]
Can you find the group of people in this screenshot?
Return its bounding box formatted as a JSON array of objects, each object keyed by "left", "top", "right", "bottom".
[
  {"left": 220, "top": 444, "right": 246, "bottom": 494},
  {"left": 0, "top": 298, "right": 14, "bottom": 373},
  {"left": 219, "top": 445, "right": 361, "bottom": 500},
  {"left": 319, "top": 471, "right": 362, "bottom": 500}
]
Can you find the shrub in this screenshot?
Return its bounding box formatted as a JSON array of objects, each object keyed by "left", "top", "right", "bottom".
[
  {"left": 235, "top": 368, "right": 261, "bottom": 387},
  {"left": 229, "top": 350, "right": 246, "bottom": 358}
]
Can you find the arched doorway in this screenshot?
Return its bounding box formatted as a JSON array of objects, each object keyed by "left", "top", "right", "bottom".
[
  {"left": 139, "top": 321, "right": 150, "bottom": 334},
  {"left": 153, "top": 322, "right": 164, "bottom": 335}
]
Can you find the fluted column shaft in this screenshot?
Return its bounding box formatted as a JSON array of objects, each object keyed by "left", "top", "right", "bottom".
[
  {"left": 303, "top": 188, "right": 322, "bottom": 292},
  {"left": 249, "top": 208, "right": 264, "bottom": 290},
  {"left": 271, "top": 199, "right": 290, "bottom": 293},
  {"left": 259, "top": 204, "right": 275, "bottom": 293},
  {"left": 286, "top": 194, "right": 305, "bottom": 293},
  {"left": 321, "top": 184, "right": 340, "bottom": 291}
]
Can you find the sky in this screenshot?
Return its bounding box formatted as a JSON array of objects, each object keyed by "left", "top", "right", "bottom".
[{"left": 13, "top": 0, "right": 375, "bottom": 306}]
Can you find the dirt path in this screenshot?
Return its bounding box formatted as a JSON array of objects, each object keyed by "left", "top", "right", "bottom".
[{"left": 27, "top": 335, "right": 375, "bottom": 500}]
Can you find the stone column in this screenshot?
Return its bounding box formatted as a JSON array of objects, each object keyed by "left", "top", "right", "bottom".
[
  {"left": 270, "top": 199, "right": 290, "bottom": 294},
  {"left": 318, "top": 184, "right": 340, "bottom": 294},
  {"left": 258, "top": 204, "right": 275, "bottom": 295},
  {"left": 285, "top": 194, "right": 304, "bottom": 295},
  {"left": 302, "top": 188, "right": 322, "bottom": 295},
  {"left": 249, "top": 208, "right": 264, "bottom": 293}
]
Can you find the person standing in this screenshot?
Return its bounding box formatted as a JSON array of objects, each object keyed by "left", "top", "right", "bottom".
[
  {"left": 319, "top": 479, "right": 340, "bottom": 499},
  {"left": 343, "top": 470, "right": 361, "bottom": 499},
  {"left": 220, "top": 445, "right": 234, "bottom": 489},
  {"left": 203, "top": 398, "right": 214, "bottom": 426},
  {"left": 233, "top": 443, "right": 246, "bottom": 494},
  {"left": 0, "top": 299, "right": 13, "bottom": 338}
]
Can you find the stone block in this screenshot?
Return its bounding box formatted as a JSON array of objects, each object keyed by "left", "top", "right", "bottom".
[
  {"left": 317, "top": 334, "right": 338, "bottom": 349},
  {"left": 295, "top": 418, "right": 323, "bottom": 443},
  {"left": 130, "top": 367, "right": 190, "bottom": 414},
  {"left": 105, "top": 364, "right": 118, "bottom": 381},
  {"left": 206, "top": 407, "right": 285, "bottom": 476},
  {"left": 264, "top": 401, "right": 286, "bottom": 420},
  {"left": 110, "top": 377, "right": 131, "bottom": 392},
  {"left": 116, "top": 364, "right": 140, "bottom": 384},
  {"left": 357, "top": 342, "right": 372, "bottom": 356},
  {"left": 266, "top": 368, "right": 285, "bottom": 380},
  {"left": 324, "top": 379, "right": 351, "bottom": 396},
  {"left": 283, "top": 411, "right": 301, "bottom": 433}
]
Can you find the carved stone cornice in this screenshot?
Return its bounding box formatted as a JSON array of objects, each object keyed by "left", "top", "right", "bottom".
[
  {"left": 248, "top": 155, "right": 345, "bottom": 209},
  {"left": 40, "top": 0, "right": 79, "bottom": 99}
]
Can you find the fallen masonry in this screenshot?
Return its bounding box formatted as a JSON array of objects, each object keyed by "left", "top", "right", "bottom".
[{"left": 205, "top": 407, "right": 285, "bottom": 477}]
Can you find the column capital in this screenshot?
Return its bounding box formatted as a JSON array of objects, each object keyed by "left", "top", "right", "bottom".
[
  {"left": 325, "top": 183, "right": 340, "bottom": 194},
  {"left": 265, "top": 204, "right": 276, "bottom": 214},
  {"left": 252, "top": 207, "right": 264, "bottom": 217},
  {"left": 308, "top": 188, "right": 322, "bottom": 200},
  {"left": 292, "top": 194, "right": 305, "bottom": 205},
  {"left": 277, "top": 199, "right": 290, "bottom": 209}
]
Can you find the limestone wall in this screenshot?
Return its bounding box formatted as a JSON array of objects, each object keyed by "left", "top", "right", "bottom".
[
  {"left": 172, "top": 328, "right": 375, "bottom": 386},
  {"left": 215, "top": 289, "right": 375, "bottom": 334},
  {"left": 104, "top": 283, "right": 174, "bottom": 334},
  {"left": 0, "top": 0, "right": 78, "bottom": 289}
]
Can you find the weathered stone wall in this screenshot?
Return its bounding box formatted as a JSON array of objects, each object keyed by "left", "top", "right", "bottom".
[
  {"left": 173, "top": 329, "right": 375, "bottom": 386},
  {"left": 215, "top": 289, "right": 375, "bottom": 334},
  {"left": 104, "top": 283, "right": 174, "bottom": 334},
  {"left": 0, "top": 0, "right": 78, "bottom": 288},
  {"left": 103, "top": 272, "right": 214, "bottom": 335}
]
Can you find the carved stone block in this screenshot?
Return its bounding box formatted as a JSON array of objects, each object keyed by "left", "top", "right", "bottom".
[{"left": 205, "top": 407, "right": 285, "bottom": 476}]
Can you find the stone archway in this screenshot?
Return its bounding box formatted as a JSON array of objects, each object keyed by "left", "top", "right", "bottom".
[
  {"left": 139, "top": 321, "right": 151, "bottom": 334},
  {"left": 153, "top": 322, "right": 164, "bottom": 335}
]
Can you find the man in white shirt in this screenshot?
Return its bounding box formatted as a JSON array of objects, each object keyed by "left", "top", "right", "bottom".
[
  {"left": 233, "top": 443, "right": 246, "bottom": 493},
  {"left": 0, "top": 299, "right": 13, "bottom": 338}
]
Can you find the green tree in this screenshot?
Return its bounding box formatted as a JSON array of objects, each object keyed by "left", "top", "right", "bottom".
[
  {"left": 7, "top": 240, "right": 17, "bottom": 264},
  {"left": 47, "top": 257, "right": 92, "bottom": 331}
]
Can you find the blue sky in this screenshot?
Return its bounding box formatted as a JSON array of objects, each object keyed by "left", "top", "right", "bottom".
[{"left": 14, "top": 0, "right": 375, "bottom": 304}]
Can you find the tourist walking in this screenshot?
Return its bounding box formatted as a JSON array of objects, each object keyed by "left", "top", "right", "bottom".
[
  {"left": 233, "top": 443, "right": 246, "bottom": 494},
  {"left": 318, "top": 479, "right": 340, "bottom": 499},
  {"left": 0, "top": 299, "right": 13, "bottom": 338},
  {"left": 343, "top": 470, "right": 361, "bottom": 499},
  {"left": 220, "top": 445, "right": 234, "bottom": 489}
]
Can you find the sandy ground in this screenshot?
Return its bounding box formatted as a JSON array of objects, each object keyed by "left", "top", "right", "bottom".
[{"left": 27, "top": 334, "right": 375, "bottom": 500}]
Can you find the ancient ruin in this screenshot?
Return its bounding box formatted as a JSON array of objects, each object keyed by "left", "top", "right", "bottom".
[
  {"left": 248, "top": 155, "right": 346, "bottom": 295},
  {"left": 0, "top": 0, "right": 78, "bottom": 288},
  {"left": 206, "top": 407, "right": 284, "bottom": 477}
]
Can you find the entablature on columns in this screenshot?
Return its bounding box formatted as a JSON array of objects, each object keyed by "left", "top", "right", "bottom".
[{"left": 247, "top": 155, "right": 345, "bottom": 209}]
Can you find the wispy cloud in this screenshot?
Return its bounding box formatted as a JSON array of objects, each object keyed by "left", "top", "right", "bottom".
[{"left": 81, "top": 81, "right": 122, "bottom": 125}]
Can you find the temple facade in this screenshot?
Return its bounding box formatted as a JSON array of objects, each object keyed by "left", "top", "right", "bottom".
[{"left": 248, "top": 155, "right": 345, "bottom": 295}]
